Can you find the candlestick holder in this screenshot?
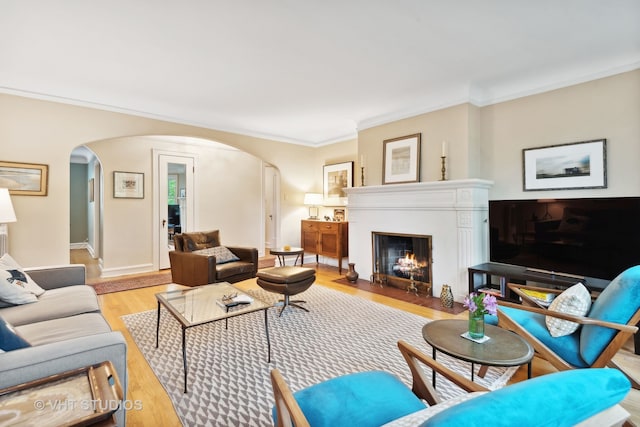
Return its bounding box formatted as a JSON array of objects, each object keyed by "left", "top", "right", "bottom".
[
  {"left": 360, "top": 166, "right": 365, "bottom": 186},
  {"left": 440, "top": 156, "right": 447, "bottom": 181}
]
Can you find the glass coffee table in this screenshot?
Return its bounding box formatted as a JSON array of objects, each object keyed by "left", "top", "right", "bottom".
[
  {"left": 155, "top": 282, "right": 271, "bottom": 393},
  {"left": 422, "top": 319, "right": 533, "bottom": 387}
]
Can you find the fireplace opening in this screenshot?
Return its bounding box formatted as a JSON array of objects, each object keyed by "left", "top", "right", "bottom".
[{"left": 371, "top": 232, "right": 432, "bottom": 296}]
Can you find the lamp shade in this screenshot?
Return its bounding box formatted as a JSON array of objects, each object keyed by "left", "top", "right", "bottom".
[
  {"left": 0, "top": 188, "right": 17, "bottom": 223},
  {"left": 303, "top": 193, "right": 323, "bottom": 206}
]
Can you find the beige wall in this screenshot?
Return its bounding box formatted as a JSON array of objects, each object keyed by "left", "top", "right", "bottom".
[
  {"left": 0, "top": 94, "right": 343, "bottom": 268},
  {"left": 2, "top": 69, "right": 637, "bottom": 271},
  {"left": 358, "top": 70, "right": 640, "bottom": 201}
]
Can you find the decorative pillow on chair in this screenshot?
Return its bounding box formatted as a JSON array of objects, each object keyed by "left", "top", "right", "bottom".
[
  {"left": 545, "top": 282, "right": 591, "bottom": 337},
  {"left": 212, "top": 246, "right": 240, "bottom": 264},
  {"left": 0, "top": 254, "right": 46, "bottom": 305},
  {"left": 0, "top": 316, "right": 31, "bottom": 351}
]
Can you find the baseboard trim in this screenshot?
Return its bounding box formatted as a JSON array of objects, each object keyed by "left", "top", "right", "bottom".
[{"left": 100, "top": 263, "right": 155, "bottom": 278}]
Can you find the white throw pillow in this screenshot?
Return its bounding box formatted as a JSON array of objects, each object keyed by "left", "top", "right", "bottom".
[
  {"left": 0, "top": 254, "right": 46, "bottom": 305},
  {"left": 545, "top": 282, "right": 592, "bottom": 337}
]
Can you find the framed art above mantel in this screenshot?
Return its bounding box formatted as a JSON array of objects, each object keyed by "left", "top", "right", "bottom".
[{"left": 383, "top": 133, "right": 421, "bottom": 185}]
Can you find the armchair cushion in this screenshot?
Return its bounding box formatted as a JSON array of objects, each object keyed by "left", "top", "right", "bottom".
[
  {"left": 277, "top": 371, "right": 426, "bottom": 427},
  {"left": 499, "top": 305, "right": 586, "bottom": 367},
  {"left": 180, "top": 230, "right": 220, "bottom": 252},
  {"left": 420, "top": 368, "right": 630, "bottom": 427},
  {"left": 545, "top": 282, "right": 591, "bottom": 337},
  {"left": 580, "top": 265, "right": 640, "bottom": 365}
]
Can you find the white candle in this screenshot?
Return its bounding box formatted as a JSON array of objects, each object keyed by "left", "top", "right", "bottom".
[
  {"left": 441, "top": 141, "right": 447, "bottom": 157},
  {"left": 360, "top": 154, "right": 366, "bottom": 167}
]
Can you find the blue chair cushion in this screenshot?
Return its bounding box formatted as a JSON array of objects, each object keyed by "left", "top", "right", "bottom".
[
  {"left": 273, "top": 371, "right": 426, "bottom": 427},
  {"left": 421, "top": 368, "right": 630, "bottom": 427},
  {"left": 499, "top": 306, "right": 586, "bottom": 367},
  {"left": 0, "top": 315, "right": 30, "bottom": 351},
  {"left": 580, "top": 265, "right": 640, "bottom": 365}
]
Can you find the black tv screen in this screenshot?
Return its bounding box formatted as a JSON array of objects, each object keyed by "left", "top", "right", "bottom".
[{"left": 489, "top": 197, "right": 640, "bottom": 281}]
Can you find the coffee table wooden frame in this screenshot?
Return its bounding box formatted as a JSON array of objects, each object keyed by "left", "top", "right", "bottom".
[
  {"left": 422, "top": 319, "right": 533, "bottom": 387},
  {"left": 155, "top": 282, "right": 271, "bottom": 393}
]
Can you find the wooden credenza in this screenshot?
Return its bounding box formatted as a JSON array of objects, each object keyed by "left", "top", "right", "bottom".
[{"left": 301, "top": 220, "right": 349, "bottom": 273}]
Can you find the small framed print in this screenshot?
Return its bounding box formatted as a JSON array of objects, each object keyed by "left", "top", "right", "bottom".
[
  {"left": 383, "top": 134, "right": 421, "bottom": 184},
  {"left": 523, "top": 139, "right": 607, "bottom": 191},
  {"left": 113, "top": 171, "right": 144, "bottom": 199},
  {"left": 323, "top": 161, "right": 353, "bottom": 206}
]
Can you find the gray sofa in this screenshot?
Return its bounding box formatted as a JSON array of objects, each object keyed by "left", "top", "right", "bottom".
[{"left": 0, "top": 264, "right": 127, "bottom": 426}]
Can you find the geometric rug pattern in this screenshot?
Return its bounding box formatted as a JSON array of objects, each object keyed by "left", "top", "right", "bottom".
[{"left": 122, "top": 285, "right": 517, "bottom": 426}]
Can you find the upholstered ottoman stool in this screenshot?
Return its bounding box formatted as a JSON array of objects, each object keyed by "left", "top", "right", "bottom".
[{"left": 256, "top": 266, "right": 316, "bottom": 316}]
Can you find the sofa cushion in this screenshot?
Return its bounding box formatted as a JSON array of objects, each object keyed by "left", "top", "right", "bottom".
[
  {"left": 0, "top": 285, "right": 100, "bottom": 327},
  {"left": 0, "top": 316, "right": 31, "bottom": 351},
  {"left": 16, "top": 312, "right": 112, "bottom": 346},
  {"left": 419, "top": 368, "right": 630, "bottom": 427},
  {"left": 0, "top": 254, "right": 46, "bottom": 306},
  {"left": 580, "top": 265, "right": 640, "bottom": 365},
  {"left": 182, "top": 230, "right": 220, "bottom": 252},
  {"left": 545, "top": 282, "right": 591, "bottom": 337}
]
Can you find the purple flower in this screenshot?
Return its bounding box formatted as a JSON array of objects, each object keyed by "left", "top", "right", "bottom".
[
  {"left": 464, "top": 292, "right": 498, "bottom": 316},
  {"left": 483, "top": 294, "right": 498, "bottom": 316}
]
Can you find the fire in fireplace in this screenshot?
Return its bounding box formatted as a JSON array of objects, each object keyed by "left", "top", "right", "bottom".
[{"left": 371, "top": 232, "right": 433, "bottom": 295}]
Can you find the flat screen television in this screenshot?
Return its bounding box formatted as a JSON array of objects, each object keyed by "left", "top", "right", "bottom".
[
  {"left": 168, "top": 204, "right": 181, "bottom": 226},
  {"left": 489, "top": 197, "right": 640, "bottom": 281}
]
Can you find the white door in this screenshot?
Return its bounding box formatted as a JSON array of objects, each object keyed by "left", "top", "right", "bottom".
[{"left": 159, "top": 154, "right": 195, "bottom": 269}]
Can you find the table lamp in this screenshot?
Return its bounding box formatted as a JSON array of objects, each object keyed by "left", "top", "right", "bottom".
[
  {"left": 303, "top": 193, "right": 323, "bottom": 219},
  {"left": 0, "top": 188, "right": 17, "bottom": 256}
]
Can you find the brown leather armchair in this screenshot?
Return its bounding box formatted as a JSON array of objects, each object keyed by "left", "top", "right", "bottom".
[{"left": 169, "top": 230, "right": 258, "bottom": 286}]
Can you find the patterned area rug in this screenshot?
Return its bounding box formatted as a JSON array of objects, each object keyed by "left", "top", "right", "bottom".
[
  {"left": 88, "top": 271, "right": 173, "bottom": 295},
  {"left": 122, "top": 285, "right": 517, "bottom": 426}
]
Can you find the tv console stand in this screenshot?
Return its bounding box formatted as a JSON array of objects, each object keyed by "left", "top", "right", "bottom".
[{"left": 469, "top": 262, "right": 639, "bottom": 356}]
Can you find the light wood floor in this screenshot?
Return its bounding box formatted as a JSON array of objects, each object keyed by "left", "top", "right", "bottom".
[{"left": 73, "top": 251, "right": 639, "bottom": 426}]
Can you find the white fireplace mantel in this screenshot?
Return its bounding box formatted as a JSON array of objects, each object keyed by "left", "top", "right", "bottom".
[{"left": 345, "top": 179, "right": 493, "bottom": 302}]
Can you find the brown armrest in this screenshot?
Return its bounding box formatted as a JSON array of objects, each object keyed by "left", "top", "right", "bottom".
[
  {"left": 497, "top": 301, "right": 639, "bottom": 334},
  {"left": 168, "top": 251, "right": 216, "bottom": 286},
  {"left": 226, "top": 246, "right": 258, "bottom": 263},
  {"left": 397, "top": 340, "right": 487, "bottom": 406}
]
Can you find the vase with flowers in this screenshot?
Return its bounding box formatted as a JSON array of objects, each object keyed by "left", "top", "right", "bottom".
[{"left": 463, "top": 292, "right": 498, "bottom": 339}]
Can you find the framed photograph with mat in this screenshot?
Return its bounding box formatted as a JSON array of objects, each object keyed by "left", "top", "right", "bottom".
[
  {"left": 323, "top": 161, "right": 353, "bottom": 206},
  {"left": 383, "top": 133, "right": 421, "bottom": 184},
  {"left": 523, "top": 139, "right": 606, "bottom": 191},
  {"left": 113, "top": 171, "right": 144, "bottom": 199}
]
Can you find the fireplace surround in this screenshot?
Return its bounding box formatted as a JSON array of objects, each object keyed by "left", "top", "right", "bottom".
[{"left": 345, "top": 179, "right": 493, "bottom": 302}]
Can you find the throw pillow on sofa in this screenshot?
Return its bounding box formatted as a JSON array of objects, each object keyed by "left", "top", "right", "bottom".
[
  {"left": 0, "top": 254, "right": 46, "bottom": 306},
  {"left": 182, "top": 230, "right": 221, "bottom": 252},
  {"left": 545, "top": 282, "right": 592, "bottom": 337},
  {"left": 193, "top": 246, "right": 240, "bottom": 264},
  {"left": 0, "top": 315, "right": 31, "bottom": 351}
]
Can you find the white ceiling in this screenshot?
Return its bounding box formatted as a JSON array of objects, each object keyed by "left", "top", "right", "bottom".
[{"left": 2, "top": 1, "right": 639, "bottom": 146}]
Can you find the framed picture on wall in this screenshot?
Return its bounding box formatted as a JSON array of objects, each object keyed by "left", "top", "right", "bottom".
[
  {"left": 523, "top": 139, "right": 607, "bottom": 191},
  {"left": 382, "top": 133, "right": 421, "bottom": 184},
  {"left": 323, "top": 161, "right": 353, "bottom": 206},
  {"left": 113, "top": 171, "right": 144, "bottom": 198},
  {"left": 0, "top": 160, "right": 49, "bottom": 196}
]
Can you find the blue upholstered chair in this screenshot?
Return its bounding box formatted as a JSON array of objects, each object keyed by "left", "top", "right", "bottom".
[
  {"left": 269, "top": 340, "right": 631, "bottom": 427},
  {"left": 497, "top": 265, "right": 640, "bottom": 387}
]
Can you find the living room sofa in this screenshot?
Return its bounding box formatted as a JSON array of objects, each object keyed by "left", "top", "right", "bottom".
[
  {"left": 0, "top": 264, "right": 128, "bottom": 426},
  {"left": 169, "top": 230, "right": 258, "bottom": 286}
]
